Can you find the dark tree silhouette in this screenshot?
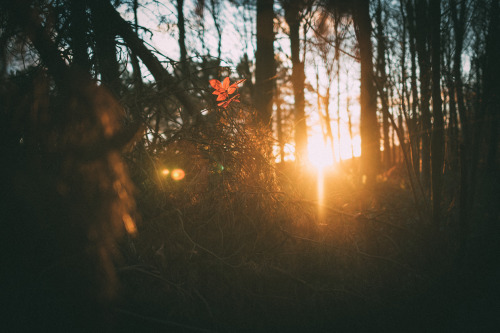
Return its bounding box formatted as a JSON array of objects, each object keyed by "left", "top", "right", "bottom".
[
  {"left": 352, "top": 0, "right": 380, "bottom": 183},
  {"left": 255, "top": 0, "right": 276, "bottom": 126},
  {"left": 283, "top": 0, "right": 309, "bottom": 163}
]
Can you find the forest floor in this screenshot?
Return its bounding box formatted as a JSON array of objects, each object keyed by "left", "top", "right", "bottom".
[{"left": 114, "top": 161, "right": 500, "bottom": 332}]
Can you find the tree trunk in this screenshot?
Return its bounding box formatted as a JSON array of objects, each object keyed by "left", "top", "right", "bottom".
[
  {"left": 406, "top": 0, "right": 420, "bottom": 178},
  {"left": 90, "top": 0, "right": 121, "bottom": 96},
  {"left": 398, "top": 113, "right": 404, "bottom": 163},
  {"left": 450, "top": 0, "right": 468, "bottom": 145},
  {"left": 336, "top": 59, "right": 342, "bottom": 164},
  {"left": 130, "top": 0, "right": 143, "bottom": 89},
  {"left": 375, "top": 0, "right": 391, "bottom": 169},
  {"left": 324, "top": 84, "right": 335, "bottom": 162},
  {"left": 275, "top": 81, "right": 285, "bottom": 163},
  {"left": 430, "top": 0, "right": 444, "bottom": 225},
  {"left": 353, "top": 0, "right": 379, "bottom": 184},
  {"left": 414, "top": 0, "right": 432, "bottom": 192},
  {"left": 177, "top": 0, "right": 189, "bottom": 75},
  {"left": 210, "top": 0, "right": 222, "bottom": 64},
  {"left": 399, "top": 0, "right": 407, "bottom": 166},
  {"left": 69, "top": 0, "right": 91, "bottom": 72},
  {"left": 446, "top": 70, "right": 458, "bottom": 165},
  {"left": 255, "top": 0, "right": 275, "bottom": 127},
  {"left": 347, "top": 97, "right": 355, "bottom": 159},
  {"left": 285, "top": 2, "right": 308, "bottom": 163},
  {"left": 483, "top": 0, "right": 500, "bottom": 172}
]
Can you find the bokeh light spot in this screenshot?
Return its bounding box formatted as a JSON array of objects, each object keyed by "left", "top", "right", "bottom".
[
  {"left": 122, "top": 213, "right": 137, "bottom": 235},
  {"left": 171, "top": 168, "right": 185, "bottom": 181},
  {"left": 161, "top": 169, "right": 170, "bottom": 176}
]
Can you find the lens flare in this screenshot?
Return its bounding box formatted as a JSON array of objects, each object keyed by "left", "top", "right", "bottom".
[{"left": 171, "top": 168, "right": 185, "bottom": 181}]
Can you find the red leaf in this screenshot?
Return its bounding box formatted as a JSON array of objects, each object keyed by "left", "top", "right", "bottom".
[
  {"left": 216, "top": 93, "right": 227, "bottom": 101},
  {"left": 222, "top": 77, "right": 230, "bottom": 90},
  {"left": 209, "top": 79, "right": 221, "bottom": 90}
]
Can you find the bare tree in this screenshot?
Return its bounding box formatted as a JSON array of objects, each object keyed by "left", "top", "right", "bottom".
[
  {"left": 430, "top": 0, "right": 444, "bottom": 225},
  {"left": 255, "top": 0, "right": 276, "bottom": 126},
  {"left": 375, "top": 0, "right": 391, "bottom": 169},
  {"left": 352, "top": 0, "right": 380, "bottom": 184},
  {"left": 283, "top": 0, "right": 309, "bottom": 163}
]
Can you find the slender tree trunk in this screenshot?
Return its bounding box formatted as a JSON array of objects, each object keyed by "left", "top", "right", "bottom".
[
  {"left": 406, "top": 0, "right": 420, "bottom": 177},
  {"left": 469, "top": 25, "right": 483, "bottom": 213},
  {"left": 398, "top": 113, "right": 404, "bottom": 163},
  {"left": 446, "top": 71, "right": 458, "bottom": 165},
  {"left": 210, "top": 0, "right": 222, "bottom": 64},
  {"left": 316, "top": 67, "right": 334, "bottom": 160},
  {"left": 347, "top": 97, "right": 355, "bottom": 159},
  {"left": 450, "top": 0, "right": 468, "bottom": 145},
  {"left": 255, "top": 0, "right": 275, "bottom": 127},
  {"left": 430, "top": 0, "right": 444, "bottom": 225},
  {"left": 69, "top": 0, "right": 91, "bottom": 72},
  {"left": 90, "top": 0, "right": 121, "bottom": 95},
  {"left": 336, "top": 57, "right": 342, "bottom": 163},
  {"left": 177, "top": 0, "right": 189, "bottom": 75},
  {"left": 353, "top": 0, "right": 379, "bottom": 184},
  {"left": 483, "top": 0, "right": 500, "bottom": 172},
  {"left": 375, "top": 0, "right": 391, "bottom": 169},
  {"left": 399, "top": 0, "right": 408, "bottom": 165},
  {"left": 130, "top": 0, "right": 143, "bottom": 89},
  {"left": 275, "top": 83, "right": 285, "bottom": 163},
  {"left": 414, "top": 0, "right": 431, "bottom": 191},
  {"left": 285, "top": 2, "right": 307, "bottom": 163},
  {"left": 324, "top": 84, "right": 335, "bottom": 162}
]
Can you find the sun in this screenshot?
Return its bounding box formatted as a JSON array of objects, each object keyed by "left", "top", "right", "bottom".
[{"left": 307, "top": 133, "right": 334, "bottom": 168}]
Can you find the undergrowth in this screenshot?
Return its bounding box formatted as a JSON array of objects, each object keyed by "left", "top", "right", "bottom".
[{"left": 115, "top": 104, "right": 484, "bottom": 332}]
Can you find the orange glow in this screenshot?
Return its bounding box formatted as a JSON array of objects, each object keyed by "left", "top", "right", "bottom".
[
  {"left": 161, "top": 169, "right": 170, "bottom": 176},
  {"left": 171, "top": 168, "right": 185, "bottom": 181},
  {"left": 122, "top": 213, "right": 137, "bottom": 235}
]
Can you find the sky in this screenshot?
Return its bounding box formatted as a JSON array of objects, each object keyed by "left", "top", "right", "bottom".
[{"left": 121, "top": 0, "right": 363, "bottom": 164}]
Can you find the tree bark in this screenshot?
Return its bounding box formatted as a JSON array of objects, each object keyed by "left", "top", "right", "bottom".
[
  {"left": 353, "top": 0, "right": 379, "bottom": 184},
  {"left": 69, "top": 0, "right": 91, "bottom": 72},
  {"left": 414, "top": 0, "right": 431, "bottom": 192},
  {"left": 406, "top": 0, "right": 420, "bottom": 177},
  {"left": 255, "top": 0, "right": 275, "bottom": 127},
  {"left": 483, "top": 0, "right": 500, "bottom": 172},
  {"left": 177, "top": 0, "right": 188, "bottom": 75},
  {"left": 375, "top": 0, "right": 391, "bottom": 169},
  {"left": 284, "top": 1, "right": 308, "bottom": 163},
  {"left": 450, "top": 0, "right": 468, "bottom": 145},
  {"left": 430, "top": 0, "right": 444, "bottom": 225},
  {"left": 130, "top": 0, "right": 143, "bottom": 89},
  {"left": 90, "top": 0, "right": 121, "bottom": 96}
]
